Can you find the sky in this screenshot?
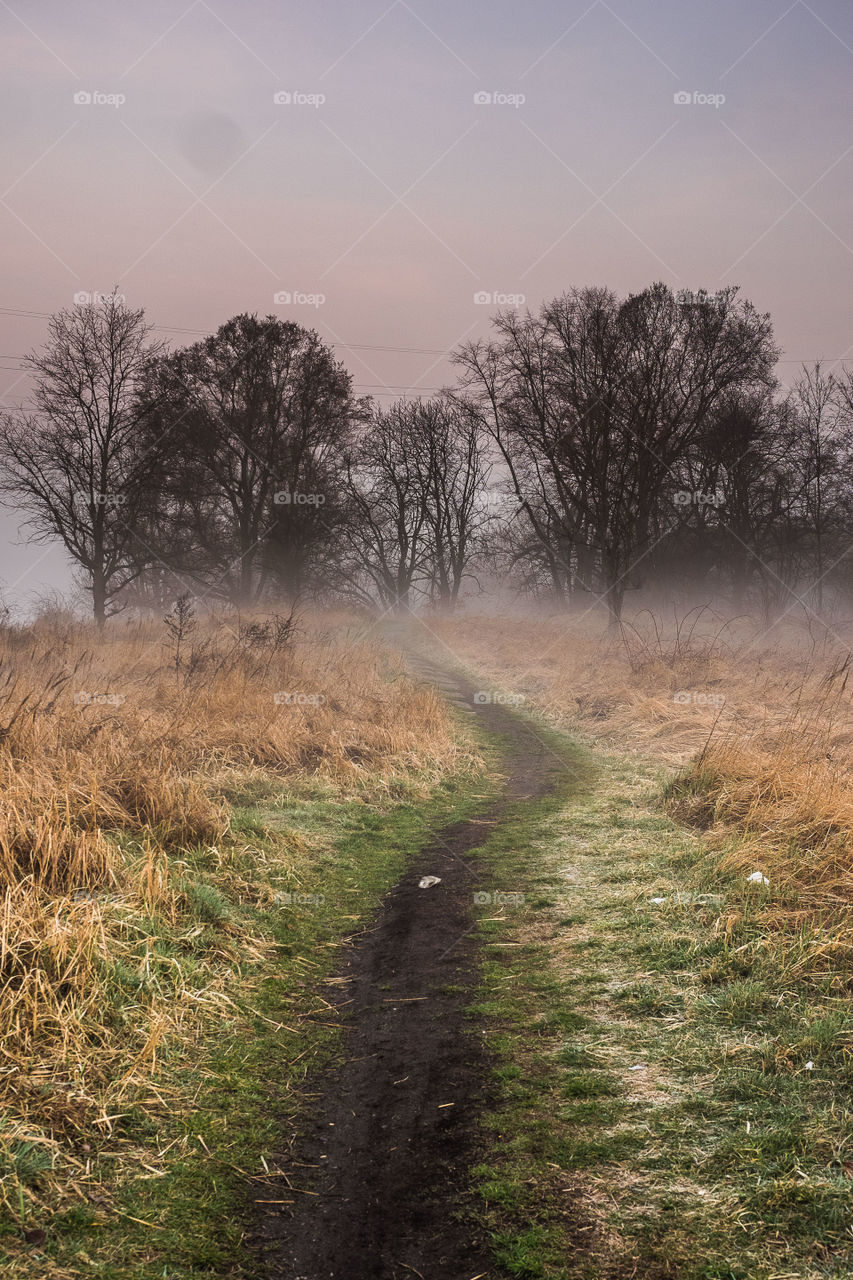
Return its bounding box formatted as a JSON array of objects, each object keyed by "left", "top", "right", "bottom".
[{"left": 1, "top": 0, "right": 852, "bottom": 610}]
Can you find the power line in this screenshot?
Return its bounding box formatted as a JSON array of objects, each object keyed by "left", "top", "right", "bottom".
[
  {"left": 0, "top": 307, "right": 450, "bottom": 357},
  {"left": 0, "top": 368, "right": 441, "bottom": 392},
  {"left": 0, "top": 306, "right": 848, "bottom": 367}
]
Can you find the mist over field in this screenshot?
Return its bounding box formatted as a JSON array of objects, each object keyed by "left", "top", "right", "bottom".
[{"left": 2, "top": 3, "right": 853, "bottom": 1279}]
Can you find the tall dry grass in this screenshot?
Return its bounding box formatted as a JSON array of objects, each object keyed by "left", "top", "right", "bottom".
[
  {"left": 432, "top": 607, "right": 853, "bottom": 966},
  {"left": 0, "top": 609, "right": 475, "bottom": 1211},
  {"left": 430, "top": 607, "right": 847, "bottom": 760}
]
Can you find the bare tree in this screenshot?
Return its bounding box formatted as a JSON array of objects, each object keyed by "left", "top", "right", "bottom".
[
  {"left": 137, "top": 315, "right": 357, "bottom": 607},
  {"left": 672, "top": 389, "right": 797, "bottom": 611},
  {"left": 0, "top": 295, "right": 164, "bottom": 625},
  {"left": 788, "top": 363, "right": 848, "bottom": 612},
  {"left": 339, "top": 401, "right": 432, "bottom": 612},
  {"left": 410, "top": 397, "right": 491, "bottom": 609},
  {"left": 455, "top": 284, "right": 779, "bottom": 626}
]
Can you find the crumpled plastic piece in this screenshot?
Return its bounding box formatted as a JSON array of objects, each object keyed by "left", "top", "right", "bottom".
[
  {"left": 747, "top": 871, "right": 770, "bottom": 885},
  {"left": 418, "top": 876, "right": 442, "bottom": 889}
]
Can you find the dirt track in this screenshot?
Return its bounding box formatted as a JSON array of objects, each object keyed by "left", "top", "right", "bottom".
[{"left": 252, "top": 653, "right": 569, "bottom": 1280}]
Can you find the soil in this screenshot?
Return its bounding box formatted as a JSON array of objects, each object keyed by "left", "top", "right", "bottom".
[{"left": 250, "top": 652, "right": 570, "bottom": 1280}]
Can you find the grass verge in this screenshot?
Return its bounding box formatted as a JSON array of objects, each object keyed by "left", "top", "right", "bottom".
[
  {"left": 1, "top": 760, "right": 498, "bottom": 1279},
  {"left": 469, "top": 720, "right": 853, "bottom": 1280}
]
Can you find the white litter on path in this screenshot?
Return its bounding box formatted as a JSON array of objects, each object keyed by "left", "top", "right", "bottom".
[
  {"left": 648, "top": 892, "right": 725, "bottom": 906},
  {"left": 747, "top": 871, "right": 770, "bottom": 885},
  {"left": 418, "top": 876, "right": 442, "bottom": 889}
]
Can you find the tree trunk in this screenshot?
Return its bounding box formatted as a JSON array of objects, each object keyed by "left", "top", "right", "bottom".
[
  {"left": 92, "top": 567, "right": 107, "bottom": 629},
  {"left": 604, "top": 564, "right": 625, "bottom": 631}
]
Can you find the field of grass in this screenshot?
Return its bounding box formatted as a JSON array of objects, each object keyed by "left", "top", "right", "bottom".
[
  {"left": 0, "top": 608, "right": 485, "bottom": 1275},
  {"left": 431, "top": 608, "right": 853, "bottom": 977},
  {"left": 6, "top": 601, "right": 853, "bottom": 1278},
  {"left": 8, "top": 763, "right": 498, "bottom": 1279},
  {"left": 464, "top": 719, "right": 853, "bottom": 1279}
]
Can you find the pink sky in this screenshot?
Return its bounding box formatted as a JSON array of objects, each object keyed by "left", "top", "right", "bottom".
[{"left": 1, "top": 0, "right": 852, "bottom": 607}]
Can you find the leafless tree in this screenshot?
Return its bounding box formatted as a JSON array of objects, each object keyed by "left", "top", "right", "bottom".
[
  {"left": 455, "top": 284, "right": 779, "bottom": 626},
  {"left": 410, "top": 397, "right": 491, "bottom": 609},
  {"left": 0, "top": 295, "right": 164, "bottom": 625},
  {"left": 788, "top": 363, "right": 848, "bottom": 612},
  {"left": 338, "top": 397, "right": 491, "bottom": 612},
  {"left": 137, "top": 315, "right": 357, "bottom": 607},
  {"left": 339, "top": 400, "right": 432, "bottom": 612}
]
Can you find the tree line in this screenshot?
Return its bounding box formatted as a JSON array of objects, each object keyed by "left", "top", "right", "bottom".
[{"left": 1, "top": 285, "right": 851, "bottom": 626}]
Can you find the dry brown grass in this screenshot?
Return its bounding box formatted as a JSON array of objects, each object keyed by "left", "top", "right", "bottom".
[
  {"left": 432, "top": 606, "right": 853, "bottom": 952},
  {"left": 0, "top": 608, "right": 476, "bottom": 1217}
]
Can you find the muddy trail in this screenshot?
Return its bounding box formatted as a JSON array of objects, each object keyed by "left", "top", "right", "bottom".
[{"left": 251, "top": 654, "right": 573, "bottom": 1280}]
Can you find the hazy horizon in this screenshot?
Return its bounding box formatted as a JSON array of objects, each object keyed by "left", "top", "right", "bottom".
[{"left": 2, "top": 0, "right": 853, "bottom": 610}]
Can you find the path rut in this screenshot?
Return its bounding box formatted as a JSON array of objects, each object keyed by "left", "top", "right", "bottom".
[{"left": 251, "top": 653, "right": 568, "bottom": 1280}]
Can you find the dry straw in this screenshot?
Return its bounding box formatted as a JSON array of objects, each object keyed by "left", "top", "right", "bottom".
[
  {"left": 436, "top": 607, "right": 853, "bottom": 969},
  {"left": 0, "top": 608, "right": 475, "bottom": 1213}
]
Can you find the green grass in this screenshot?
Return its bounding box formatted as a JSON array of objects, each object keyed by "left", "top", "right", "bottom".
[
  {"left": 1, "top": 762, "right": 498, "bottom": 1279},
  {"left": 10, "top": 681, "right": 853, "bottom": 1279},
  {"left": 467, "top": 733, "right": 853, "bottom": 1280}
]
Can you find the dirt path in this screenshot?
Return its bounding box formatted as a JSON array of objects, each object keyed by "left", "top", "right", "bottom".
[{"left": 251, "top": 653, "right": 571, "bottom": 1280}]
